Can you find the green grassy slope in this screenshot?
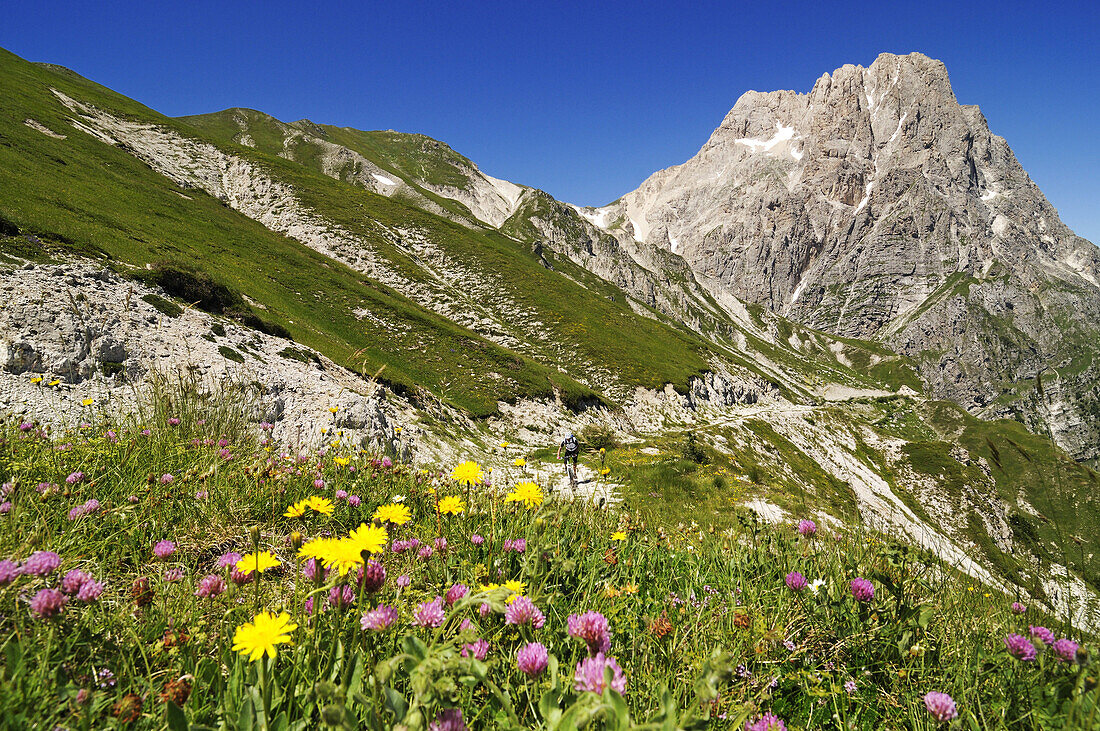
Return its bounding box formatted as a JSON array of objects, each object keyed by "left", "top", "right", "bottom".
[{"left": 0, "top": 48, "right": 718, "bottom": 414}]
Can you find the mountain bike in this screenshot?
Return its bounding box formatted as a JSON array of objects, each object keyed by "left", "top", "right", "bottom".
[{"left": 564, "top": 456, "right": 578, "bottom": 489}]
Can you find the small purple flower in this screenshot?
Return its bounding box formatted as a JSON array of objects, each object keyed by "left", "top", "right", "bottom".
[
  {"left": 217, "top": 438, "right": 230, "bottom": 448},
  {"left": 505, "top": 596, "right": 546, "bottom": 628},
  {"left": 218, "top": 448, "right": 233, "bottom": 461},
  {"left": 849, "top": 578, "right": 874, "bottom": 603},
  {"left": 479, "top": 602, "right": 491, "bottom": 617},
  {"left": 744, "top": 713, "right": 786, "bottom": 731},
  {"left": 105, "top": 430, "right": 118, "bottom": 443},
  {"left": 335, "top": 489, "right": 348, "bottom": 501},
  {"left": 391, "top": 540, "right": 409, "bottom": 553},
  {"left": 512, "top": 538, "right": 527, "bottom": 553},
  {"left": 127, "top": 495, "right": 139, "bottom": 503},
  {"left": 736, "top": 664, "right": 752, "bottom": 678},
  {"left": 359, "top": 560, "right": 386, "bottom": 593},
  {"left": 67, "top": 498, "right": 102, "bottom": 520},
  {"left": 923, "top": 692, "right": 958, "bottom": 722},
  {"left": 96, "top": 668, "right": 116, "bottom": 688},
  {"left": 459, "top": 618, "right": 473, "bottom": 631},
  {"left": 328, "top": 584, "right": 356, "bottom": 610},
  {"left": 785, "top": 572, "right": 807, "bottom": 592},
  {"left": 434, "top": 537, "right": 448, "bottom": 552},
  {"left": 1052, "top": 638, "right": 1079, "bottom": 663},
  {"left": 153, "top": 540, "right": 176, "bottom": 559},
  {"left": 218, "top": 551, "right": 242, "bottom": 569},
  {"left": 1029, "top": 626, "right": 1055, "bottom": 645},
  {"left": 23, "top": 551, "right": 61, "bottom": 577},
  {"left": 396, "top": 574, "right": 411, "bottom": 589},
  {"left": 418, "top": 546, "right": 433, "bottom": 560},
  {"left": 574, "top": 653, "right": 626, "bottom": 694},
  {"left": 66, "top": 471, "right": 84, "bottom": 484},
  {"left": 62, "top": 570, "right": 93, "bottom": 594},
  {"left": 195, "top": 574, "right": 226, "bottom": 598},
  {"left": 1011, "top": 601, "right": 1026, "bottom": 614},
  {"left": 471, "top": 534, "right": 485, "bottom": 546},
  {"left": 313, "top": 479, "right": 325, "bottom": 490},
  {"left": 164, "top": 568, "right": 185, "bottom": 583},
  {"left": 517, "top": 642, "right": 549, "bottom": 676},
  {"left": 195, "top": 490, "right": 209, "bottom": 500},
  {"left": 160, "top": 473, "right": 174, "bottom": 484},
  {"left": 445, "top": 583, "right": 469, "bottom": 606},
  {"left": 428, "top": 709, "right": 467, "bottom": 731},
  {"left": 1004, "top": 633, "right": 1038, "bottom": 661},
  {"left": 783, "top": 640, "right": 796, "bottom": 652},
  {"left": 461, "top": 638, "right": 490, "bottom": 660},
  {"left": 382, "top": 457, "right": 393, "bottom": 468},
  {"left": 348, "top": 495, "right": 361, "bottom": 507},
  {"left": 141, "top": 428, "right": 152, "bottom": 437},
  {"left": 361, "top": 604, "right": 398, "bottom": 631},
  {"left": 168, "top": 417, "right": 180, "bottom": 426},
  {"left": 30, "top": 588, "right": 68, "bottom": 618},
  {"left": 797, "top": 519, "right": 817, "bottom": 537},
  {"left": 844, "top": 679, "right": 857, "bottom": 694},
  {"left": 19, "top": 422, "right": 33, "bottom": 432},
  {"left": 568, "top": 610, "right": 611, "bottom": 655},
  {"left": 0, "top": 559, "right": 22, "bottom": 584},
  {"left": 76, "top": 580, "right": 105, "bottom": 602},
  {"left": 0, "top": 502, "right": 11, "bottom": 514},
  {"left": 412, "top": 597, "right": 446, "bottom": 628}
]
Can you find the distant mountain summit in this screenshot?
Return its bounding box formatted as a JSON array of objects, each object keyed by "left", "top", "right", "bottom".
[{"left": 592, "top": 52, "right": 1100, "bottom": 459}]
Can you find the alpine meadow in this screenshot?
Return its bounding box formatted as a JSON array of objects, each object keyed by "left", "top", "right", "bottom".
[{"left": 1, "top": 41, "right": 1099, "bottom": 730}]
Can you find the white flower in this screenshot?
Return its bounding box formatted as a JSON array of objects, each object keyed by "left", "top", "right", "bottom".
[
  {"left": 391, "top": 494, "right": 406, "bottom": 503},
  {"left": 809, "top": 579, "right": 826, "bottom": 595}
]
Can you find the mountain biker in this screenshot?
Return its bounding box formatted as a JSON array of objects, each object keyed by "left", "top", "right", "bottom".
[{"left": 557, "top": 431, "right": 580, "bottom": 484}]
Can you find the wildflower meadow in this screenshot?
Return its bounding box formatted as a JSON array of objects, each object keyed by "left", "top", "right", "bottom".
[{"left": 0, "top": 395, "right": 1096, "bottom": 729}]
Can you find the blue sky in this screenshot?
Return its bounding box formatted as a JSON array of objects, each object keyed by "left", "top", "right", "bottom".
[{"left": 3, "top": 1, "right": 1098, "bottom": 242}]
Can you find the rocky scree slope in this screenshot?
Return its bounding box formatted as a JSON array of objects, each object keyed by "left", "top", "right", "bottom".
[{"left": 595, "top": 52, "right": 1100, "bottom": 460}]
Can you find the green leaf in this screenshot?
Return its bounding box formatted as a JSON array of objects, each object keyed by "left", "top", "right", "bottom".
[{"left": 165, "top": 701, "right": 188, "bottom": 731}]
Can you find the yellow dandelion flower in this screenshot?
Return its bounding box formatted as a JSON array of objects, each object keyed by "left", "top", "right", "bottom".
[
  {"left": 437, "top": 495, "right": 466, "bottom": 515},
  {"left": 506, "top": 593, "right": 522, "bottom": 604},
  {"left": 334, "top": 456, "right": 350, "bottom": 467},
  {"left": 611, "top": 531, "right": 627, "bottom": 541},
  {"left": 299, "top": 537, "right": 338, "bottom": 561},
  {"left": 346, "top": 523, "right": 388, "bottom": 555},
  {"left": 30, "top": 376, "right": 43, "bottom": 384},
  {"left": 304, "top": 495, "right": 334, "bottom": 516},
  {"left": 373, "top": 503, "right": 412, "bottom": 525},
  {"left": 322, "top": 538, "right": 368, "bottom": 575},
  {"left": 513, "top": 458, "right": 526, "bottom": 467},
  {"left": 232, "top": 611, "right": 297, "bottom": 661},
  {"left": 620, "top": 583, "right": 638, "bottom": 596},
  {"left": 48, "top": 379, "right": 61, "bottom": 386},
  {"left": 600, "top": 468, "right": 611, "bottom": 476},
  {"left": 236, "top": 551, "right": 281, "bottom": 574},
  {"left": 505, "top": 481, "right": 544, "bottom": 509},
  {"left": 450, "top": 461, "right": 484, "bottom": 487},
  {"left": 284, "top": 500, "right": 307, "bottom": 518},
  {"left": 504, "top": 579, "right": 526, "bottom": 595},
  {"left": 604, "top": 585, "right": 621, "bottom": 599},
  {"left": 81, "top": 398, "right": 95, "bottom": 406},
  {"left": 329, "top": 406, "right": 339, "bottom": 413},
  {"left": 500, "top": 441, "right": 510, "bottom": 448}
]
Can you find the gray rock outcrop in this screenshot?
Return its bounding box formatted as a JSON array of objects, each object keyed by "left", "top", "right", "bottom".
[{"left": 595, "top": 52, "right": 1100, "bottom": 458}]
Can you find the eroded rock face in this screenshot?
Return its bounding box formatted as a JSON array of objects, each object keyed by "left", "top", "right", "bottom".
[
  {"left": 597, "top": 52, "right": 1100, "bottom": 458},
  {"left": 0, "top": 261, "right": 411, "bottom": 457}
]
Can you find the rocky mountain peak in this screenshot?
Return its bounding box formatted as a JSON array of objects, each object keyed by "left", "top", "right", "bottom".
[{"left": 594, "top": 53, "right": 1100, "bottom": 459}]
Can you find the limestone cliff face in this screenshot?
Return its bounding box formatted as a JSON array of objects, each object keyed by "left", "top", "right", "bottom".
[{"left": 594, "top": 52, "right": 1100, "bottom": 458}]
